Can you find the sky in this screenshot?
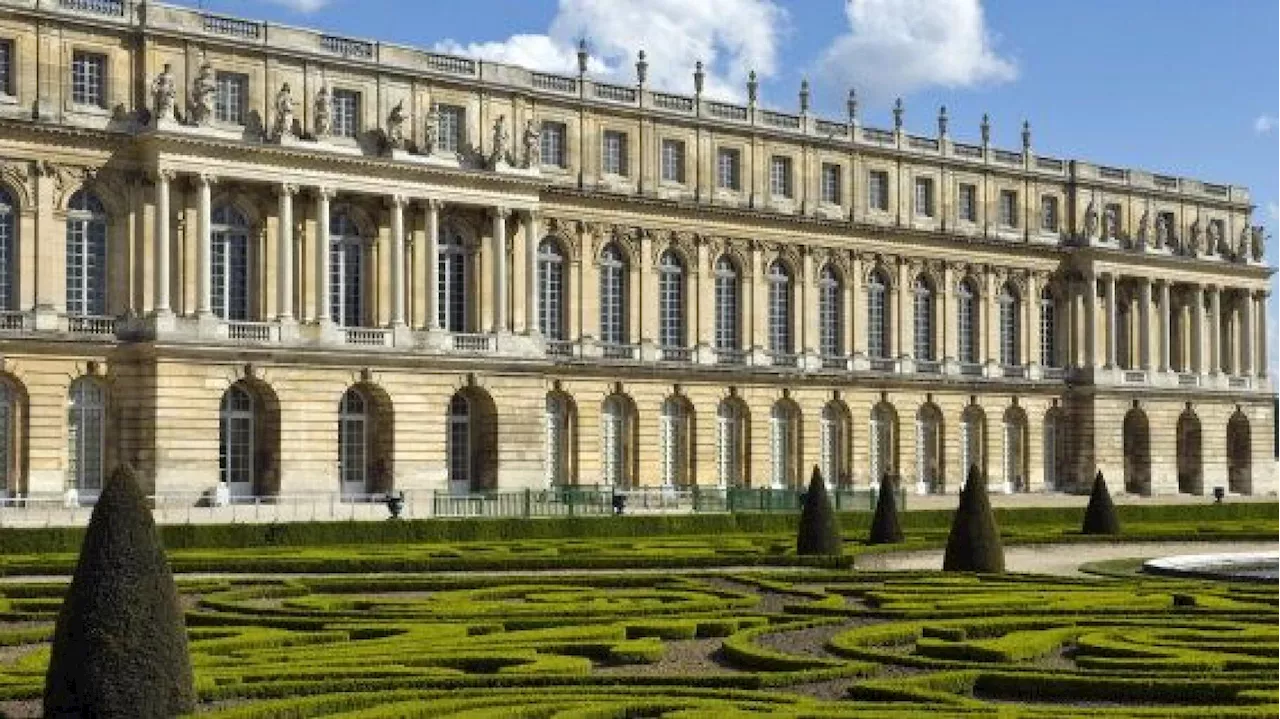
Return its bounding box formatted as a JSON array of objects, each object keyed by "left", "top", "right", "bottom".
[{"left": 184, "top": 0, "right": 1278, "bottom": 375}]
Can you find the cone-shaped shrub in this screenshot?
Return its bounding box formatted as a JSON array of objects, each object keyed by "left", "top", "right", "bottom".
[
  {"left": 796, "top": 466, "right": 842, "bottom": 555},
  {"left": 942, "top": 464, "right": 1005, "bottom": 573},
  {"left": 45, "top": 465, "right": 195, "bottom": 718},
  {"left": 867, "top": 474, "right": 904, "bottom": 545},
  {"left": 1081, "top": 470, "right": 1121, "bottom": 535}
]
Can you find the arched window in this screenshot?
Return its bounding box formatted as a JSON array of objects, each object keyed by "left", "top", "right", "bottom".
[
  {"left": 338, "top": 388, "right": 368, "bottom": 495},
  {"left": 716, "top": 399, "right": 747, "bottom": 488},
  {"left": 0, "top": 380, "right": 22, "bottom": 497},
  {"left": 211, "top": 204, "right": 250, "bottom": 321},
  {"left": 1003, "top": 407, "right": 1027, "bottom": 492},
  {"left": 957, "top": 278, "right": 978, "bottom": 364},
  {"left": 818, "top": 265, "right": 843, "bottom": 358},
  {"left": 767, "top": 261, "right": 792, "bottom": 356},
  {"left": 1122, "top": 408, "right": 1151, "bottom": 495},
  {"left": 770, "top": 401, "right": 799, "bottom": 489},
  {"left": 1227, "top": 411, "right": 1251, "bottom": 495},
  {"left": 545, "top": 394, "right": 575, "bottom": 487},
  {"left": 599, "top": 243, "right": 627, "bottom": 346},
  {"left": 66, "top": 190, "right": 107, "bottom": 317},
  {"left": 537, "top": 238, "right": 565, "bottom": 339},
  {"left": 913, "top": 276, "right": 934, "bottom": 361},
  {"left": 438, "top": 222, "right": 470, "bottom": 332},
  {"left": 600, "top": 394, "right": 633, "bottom": 487},
  {"left": 960, "top": 405, "right": 986, "bottom": 484},
  {"left": 329, "top": 210, "right": 364, "bottom": 327},
  {"left": 1176, "top": 409, "right": 1202, "bottom": 495},
  {"left": 659, "top": 396, "right": 692, "bottom": 488},
  {"left": 999, "top": 283, "right": 1021, "bottom": 366},
  {"left": 1043, "top": 408, "right": 1066, "bottom": 491},
  {"left": 869, "top": 402, "right": 897, "bottom": 484},
  {"left": 867, "top": 270, "right": 889, "bottom": 359},
  {"left": 68, "top": 378, "right": 106, "bottom": 496},
  {"left": 0, "top": 188, "right": 16, "bottom": 312},
  {"left": 819, "top": 402, "right": 848, "bottom": 487},
  {"left": 915, "top": 404, "right": 943, "bottom": 493},
  {"left": 1040, "top": 286, "right": 1057, "bottom": 368},
  {"left": 447, "top": 394, "right": 471, "bottom": 494},
  {"left": 714, "top": 256, "right": 740, "bottom": 352},
  {"left": 657, "top": 251, "right": 685, "bottom": 348},
  {"left": 218, "top": 384, "right": 254, "bottom": 496}
]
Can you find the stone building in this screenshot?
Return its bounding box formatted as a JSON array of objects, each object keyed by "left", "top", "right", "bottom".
[{"left": 0, "top": 0, "right": 1273, "bottom": 504}]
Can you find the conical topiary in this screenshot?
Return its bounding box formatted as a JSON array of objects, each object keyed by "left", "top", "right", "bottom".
[
  {"left": 1081, "top": 470, "right": 1121, "bottom": 535},
  {"left": 868, "top": 473, "right": 904, "bottom": 545},
  {"left": 942, "top": 464, "right": 1005, "bottom": 573},
  {"left": 796, "top": 466, "right": 843, "bottom": 555},
  {"left": 44, "top": 465, "right": 195, "bottom": 718}
]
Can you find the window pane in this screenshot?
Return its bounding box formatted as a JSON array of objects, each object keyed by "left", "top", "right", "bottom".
[
  {"left": 821, "top": 164, "right": 841, "bottom": 204},
  {"left": 537, "top": 240, "right": 564, "bottom": 339},
  {"left": 602, "top": 131, "right": 628, "bottom": 175},
  {"left": 770, "top": 156, "right": 792, "bottom": 198},
  {"left": 438, "top": 105, "right": 465, "bottom": 153},
  {"left": 539, "top": 121, "right": 566, "bottom": 167},
  {"left": 215, "top": 72, "right": 248, "bottom": 125},
  {"left": 0, "top": 191, "right": 14, "bottom": 312},
  {"left": 714, "top": 259, "right": 738, "bottom": 350},
  {"left": 661, "top": 139, "right": 685, "bottom": 183},
  {"left": 332, "top": 90, "right": 359, "bottom": 138},
  {"left": 72, "top": 52, "right": 105, "bottom": 107}
]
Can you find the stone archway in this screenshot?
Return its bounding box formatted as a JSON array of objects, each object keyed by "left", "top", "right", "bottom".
[
  {"left": 1122, "top": 407, "right": 1150, "bottom": 495},
  {"left": 1226, "top": 410, "right": 1251, "bottom": 495},
  {"left": 447, "top": 386, "right": 498, "bottom": 494},
  {"left": 1176, "top": 408, "right": 1203, "bottom": 495}
]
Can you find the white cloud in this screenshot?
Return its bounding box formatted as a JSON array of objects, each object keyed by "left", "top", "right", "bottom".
[
  {"left": 434, "top": 0, "right": 787, "bottom": 101},
  {"left": 1255, "top": 115, "right": 1278, "bottom": 133},
  {"left": 815, "top": 0, "right": 1016, "bottom": 103},
  {"left": 1266, "top": 201, "right": 1279, "bottom": 221},
  {"left": 262, "top": 0, "right": 330, "bottom": 11}
]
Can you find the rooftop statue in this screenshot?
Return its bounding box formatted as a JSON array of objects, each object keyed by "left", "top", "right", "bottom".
[
  {"left": 314, "top": 86, "right": 332, "bottom": 138},
  {"left": 151, "top": 64, "right": 176, "bottom": 124},
  {"left": 274, "top": 82, "right": 295, "bottom": 140},
  {"left": 386, "top": 100, "right": 407, "bottom": 151},
  {"left": 192, "top": 63, "right": 217, "bottom": 126}
]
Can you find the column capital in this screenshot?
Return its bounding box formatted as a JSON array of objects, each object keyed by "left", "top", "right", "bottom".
[
  {"left": 387, "top": 193, "right": 408, "bottom": 209},
  {"left": 315, "top": 186, "right": 337, "bottom": 201},
  {"left": 424, "top": 198, "right": 444, "bottom": 212},
  {"left": 151, "top": 168, "right": 177, "bottom": 184},
  {"left": 195, "top": 172, "right": 218, "bottom": 186},
  {"left": 277, "top": 182, "right": 298, "bottom": 197},
  {"left": 491, "top": 206, "right": 511, "bottom": 220}
]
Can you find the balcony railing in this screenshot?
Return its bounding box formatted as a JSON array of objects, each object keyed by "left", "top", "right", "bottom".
[
  {"left": 915, "top": 360, "right": 941, "bottom": 374},
  {"left": 227, "top": 321, "right": 273, "bottom": 342},
  {"left": 545, "top": 340, "right": 575, "bottom": 358},
  {"left": 452, "top": 333, "right": 494, "bottom": 353},
  {"left": 343, "top": 327, "right": 390, "bottom": 347},
  {"left": 1123, "top": 370, "right": 1147, "bottom": 384},
  {"left": 769, "top": 352, "right": 799, "bottom": 368},
  {"left": 0, "top": 312, "right": 28, "bottom": 331},
  {"left": 868, "top": 357, "right": 895, "bottom": 372},
  {"left": 1042, "top": 366, "right": 1065, "bottom": 380},
  {"left": 599, "top": 343, "right": 639, "bottom": 360},
  {"left": 1177, "top": 372, "right": 1200, "bottom": 387},
  {"left": 715, "top": 348, "right": 747, "bottom": 365},
  {"left": 67, "top": 315, "right": 117, "bottom": 336},
  {"left": 658, "top": 346, "right": 693, "bottom": 363},
  {"left": 958, "top": 362, "right": 984, "bottom": 377},
  {"left": 1003, "top": 365, "right": 1028, "bottom": 379},
  {"left": 60, "top": 0, "right": 124, "bottom": 16},
  {"left": 820, "top": 355, "right": 848, "bottom": 371},
  {"left": 1228, "top": 375, "right": 1251, "bottom": 389}
]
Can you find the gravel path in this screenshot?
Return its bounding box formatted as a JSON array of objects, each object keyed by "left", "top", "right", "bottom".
[{"left": 855, "top": 541, "right": 1279, "bottom": 576}]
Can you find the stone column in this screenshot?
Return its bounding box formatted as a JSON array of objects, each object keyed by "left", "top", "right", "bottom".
[
  {"left": 896, "top": 259, "right": 911, "bottom": 360},
  {"left": 941, "top": 264, "right": 955, "bottom": 362},
  {"left": 196, "top": 174, "right": 214, "bottom": 317},
  {"left": 1138, "top": 277, "right": 1152, "bottom": 370},
  {"left": 1257, "top": 292, "right": 1269, "bottom": 378},
  {"left": 153, "top": 169, "right": 173, "bottom": 316},
  {"left": 276, "top": 184, "right": 295, "bottom": 321},
  {"left": 425, "top": 200, "right": 441, "bottom": 330},
  {"left": 491, "top": 207, "right": 509, "bottom": 333},
  {"left": 1103, "top": 273, "right": 1117, "bottom": 369},
  {"left": 389, "top": 195, "right": 406, "bottom": 326},
  {"left": 802, "top": 248, "right": 818, "bottom": 357},
  {"left": 315, "top": 188, "right": 333, "bottom": 324},
  {"left": 524, "top": 211, "right": 540, "bottom": 336},
  {"left": 1083, "top": 273, "right": 1097, "bottom": 368},
  {"left": 1208, "top": 286, "right": 1221, "bottom": 375},
  {"left": 849, "top": 254, "right": 864, "bottom": 358},
  {"left": 1240, "top": 290, "right": 1253, "bottom": 377},
  {"left": 1190, "top": 284, "right": 1204, "bottom": 374},
  {"left": 1157, "top": 281, "right": 1170, "bottom": 372},
  {"left": 1025, "top": 273, "right": 1039, "bottom": 366}
]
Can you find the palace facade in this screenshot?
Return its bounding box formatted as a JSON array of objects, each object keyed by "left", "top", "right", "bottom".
[{"left": 0, "top": 0, "right": 1274, "bottom": 504}]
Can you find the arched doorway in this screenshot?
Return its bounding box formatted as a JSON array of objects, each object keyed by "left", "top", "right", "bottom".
[
  {"left": 960, "top": 404, "right": 987, "bottom": 486},
  {"left": 769, "top": 399, "right": 801, "bottom": 489},
  {"left": 1122, "top": 407, "right": 1150, "bottom": 495},
  {"left": 447, "top": 387, "right": 498, "bottom": 494},
  {"left": 545, "top": 392, "right": 577, "bottom": 487},
  {"left": 218, "top": 379, "right": 281, "bottom": 498},
  {"left": 659, "top": 395, "right": 695, "bottom": 489},
  {"left": 716, "top": 397, "right": 749, "bottom": 488},
  {"left": 1003, "top": 406, "right": 1028, "bottom": 493},
  {"left": 1226, "top": 411, "right": 1251, "bottom": 495},
  {"left": 68, "top": 377, "right": 108, "bottom": 500},
  {"left": 0, "top": 375, "right": 27, "bottom": 498},
  {"left": 819, "top": 400, "right": 850, "bottom": 488},
  {"left": 915, "top": 403, "right": 943, "bottom": 494},
  {"left": 1043, "top": 407, "right": 1067, "bottom": 491},
  {"left": 1176, "top": 408, "right": 1203, "bottom": 495},
  {"left": 600, "top": 393, "right": 637, "bottom": 488},
  {"left": 337, "top": 384, "right": 394, "bottom": 498},
  {"left": 869, "top": 401, "right": 898, "bottom": 486}
]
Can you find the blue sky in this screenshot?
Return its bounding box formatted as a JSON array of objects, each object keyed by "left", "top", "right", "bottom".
[{"left": 187, "top": 0, "right": 1278, "bottom": 371}]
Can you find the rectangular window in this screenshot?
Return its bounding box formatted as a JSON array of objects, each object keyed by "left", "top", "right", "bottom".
[
  {"left": 71, "top": 51, "right": 106, "bottom": 107},
  {"left": 999, "top": 189, "right": 1018, "bottom": 227},
  {"left": 770, "top": 155, "right": 793, "bottom": 198},
  {"left": 0, "top": 40, "right": 12, "bottom": 96},
  {"left": 601, "top": 130, "right": 628, "bottom": 176},
  {"left": 716, "top": 147, "right": 740, "bottom": 190},
  {"left": 958, "top": 183, "right": 977, "bottom": 222},
  {"left": 331, "top": 89, "right": 360, "bottom": 138},
  {"left": 661, "top": 138, "right": 686, "bottom": 183},
  {"left": 820, "top": 163, "right": 841, "bottom": 205},
  {"left": 437, "top": 104, "right": 465, "bottom": 154},
  {"left": 914, "top": 177, "right": 935, "bottom": 218},
  {"left": 539, "top": 121, "right": 566, "bottom": 167},
  {"left": 214, "top": 71, "right": 248, "bottom": 125},
  {"left": 868, "top": 170, "right": 890, "bottom": 211},
  {"left": 1040, "top": 195, "right": 1059, "bottom": 232}
]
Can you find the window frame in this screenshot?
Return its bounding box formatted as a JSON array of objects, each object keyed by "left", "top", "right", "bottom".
[
  {"left": 598, "top": 243, "right": 627, "bottom": 345},
  {"left": 914, "top": 176, "right": 935, "bottom": 218},
  {"left": 957, "top": 183, "right": 977, "bottom": 223},
  {"left": 660, "top": 138, "right": 686, "bottom": 184},
  {"left": 1040, "top": 194, "right": 1059, "bottom": 232},
  {"left": 0, "top": 39, "right": 14, "bottom": 97},
  {"left": 539, "top": 120, "right": 567, "bottom": 168},
  {"left": 436, "top": 104, "right": 466, "bottom": 154},
  {"left": 657, "top": 250, "right": 685, "bottom": 348},
  {"left": 820, "top": 162, "right": 842, "bottom": 205},
  {"left": 713, "top": 256, "right": 740, "bottom": 351},
  {"left": 769, "top": 155, "right": 793, "bottom": 199},
  {"left": 70, "top": 50, "right": 107, "bottom": 109},
  {"left": 817, "top": 265, "right": 843, "bottom": 358},
  {"left": 766, "top": 260, "right": 792, "bottom": 354},
  {"left": 330, "top": 88, "right": 361, "bottom": 139},
  {"left": 214, "top": 70, "right": 249, "bottom": 126},
  {"left": 601, "top": 130, "right": 629, "bottom": 177},
  {"left": 998, "top": 189, "right": 1018, "bottom": 228},
  {"left": 868, "top": 170, "right": 890, "bottom": 212},
  {"left": 866, "top": 270, "right": 888, "bottom": 359},
  {"left": 536, "top": 238, "right": 565, "bottom": 340},
  {"left": 716, "top": 146, "right": 741, "bottom": 191}
]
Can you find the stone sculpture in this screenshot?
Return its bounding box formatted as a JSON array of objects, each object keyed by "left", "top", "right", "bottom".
[
  {"left": 1135, "top": 210, "right": 1149, "bottom": 249},
  {"left": 151, "top": 64, "right": 177, "bottom": 123},
  {"left": 423, "top": 104, "right": 440, "bottom": 155},
  {"left": 1082, "top": 200, "right": 1099, "bottom": 240},
  {"left": 274, "top": 83, "right": 295, "bottom": 140},
  {"left": 385, "top": 100, "right": 407, "bottom": 150},
  {"left": 1250, "top": 226, "right": 1265, "bottom": 262},
  {"left": 314, "top": 86, "right": 332, "bottom": 138},
  {"left": 522, "top": 119, "right": 540, "bottom": 168},
  {"left": 192, "top": 63, "right": 216, "bottom": 126},
  {"left": 491, "top": 114, "right": 510, "bottom": 166}
]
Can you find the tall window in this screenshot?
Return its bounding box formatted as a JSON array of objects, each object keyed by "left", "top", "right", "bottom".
[
  {"left": 819, "top": 403, "right": 846, "bottom": 487},
  {"left": 661, "top": 139, "right": 686, "bottom": 183},
  {"left": 957, "top": 183, "right": 977, "bottom": 222},
  {"left": 868, "top": 170, "right": 890, "bottom": 211},
  {"left": 657, "top": 251, "right": 685, "bottom": 348},
  {"left": 214, "top": 71, "right": 248, "bottom": 125},
  {"left": 1104, "top": 203, "right": 1121, "bottom": 239},
  {"left": 999, "top": 283, "right": 1021, "bottom": 366},
  {"left": 770, "top": 402, "right": 798, "bottom": 489},
  {"left": 659, "top": 397, "right": 691, "bottom": 488},
  {"left": 916, "top": 405, "right": 942, "bottom": 491},
  {"left": 329, "top": 210, "right": 364, "bottom": 327},
  {"left": 1044, "top": 409, "right": 1065, "bottom": 490},
  {"left": 437, "top": 222, "right": 469, "bottom": 332},
  {"left": 820, "top": 163, "right": 842, "bottom": 205},
  {"left": 1040, "top": 195, "right": 1059, "bottom": 232},
  {"left": 437, "top": 104, "right": 465, "bottom": 154},
  {"left": 601, "top": 130, "right": 628, "bottom": 176},
  {"left": 71, "top": 51, "right": 105, "bottom": 107},
  {"left": 68, "top": 378, "right": 105, "bottom": 495},
  {"left": 770, "top": 156, "right": 793, "bottom": 198},
  {"left": 600, "top": 395, "right": 630, "bottom": 487},
  {"left": 211, "top": 204, "right": 250, "bottom": 321},
  {"left": 338, "top": 388, "right": 368, "bottom": 492},
  {"left": 914, "top": 177, "right": 935, "bottom": 217},
  {"left": 960, "top": 405, "right": 986, "bottom": 482},
  {"left": 957, "top": 278, "right": 978, "bottom": 364},
  {"left": 818, "top": 265, "right": 842, "bottom": 357},
  {"left": 544, "top": 394, "right": 571, "bottom": 487},
  {"left": 1003, "top": 408, "right": 1027, "bottom": 491},
  {"left": 0, "top": 40, "right": 12, "bottom": 96},
  {"left": 66, "top": 190, "right": 107, "bottom": 317},
  {"left": 867, "top": 270, "right": 889, "bottom": 359},
  {"left": 0, "top": 381, "right": 16, "bottom": 496},
  {"left": 716, "top": 147, "right": 741, "bottom": 190},
  {"left": 717, "top": 399, "right": 745, "bottom": 488},
  {"left": 447, "top": 394, "right": 471, "bottom": 494},
  {"left": 331, "top": 89, "right": 360, "bottom": 138},
  {"left": 767, "top": 260, "right": 791, "bottom": 355},
  {"left": 869, "top": 403, "right": 895, "bottom": 484},
  {"left": 598, "top": 243, "right": 627, "bottom": 345},
  {"left": 0, "top": 188, "right": 14, "bottom": 312},
  {"left": 714, "top": 256, "right": 739, "bottom": 351},
  {"left": 218, "top": 384, "right": 253, "bottom": 493},
  {"left": 998, "top": 190, "right": 1018, "bottom": 227},
  {"left": 536, "top": 239, "right": 565, "bottom": 339},
  {"left": 539, "top": 121, "right": 566, "bottom": 167},
  {"left": 913, "top": 277, "right": 934, "bottom": 361},
  {"left": 1040, "top": 287, "right": 1057, "bottom": 367}
]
